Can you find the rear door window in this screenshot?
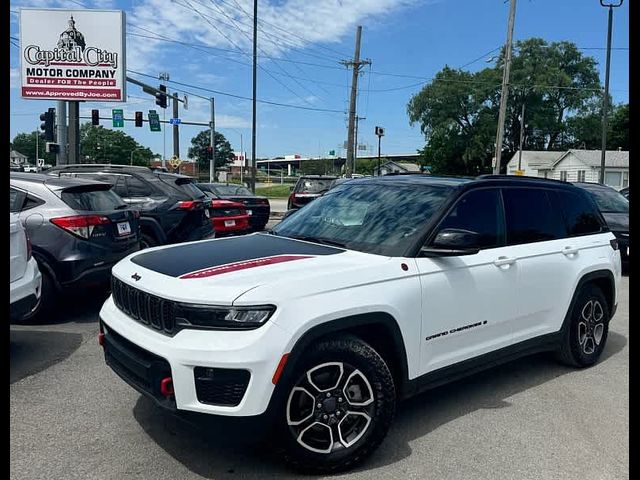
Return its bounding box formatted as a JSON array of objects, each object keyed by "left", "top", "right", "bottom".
[
  {"left": 61, "top": 186, "right": 126, "bottom": 211},
  {"left": 552, "top": 190, "right": 605, "bottom": 236},
  {"left": 126, "top": 176, "right": 154, "bottom": 197},
  {"left": 502, "top": 188, "right": 566, "bottom": 245}
]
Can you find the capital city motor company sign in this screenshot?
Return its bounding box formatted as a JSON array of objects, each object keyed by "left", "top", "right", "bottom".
[{"left": 19, "top": 8, "right": 126, "bottom": 102}]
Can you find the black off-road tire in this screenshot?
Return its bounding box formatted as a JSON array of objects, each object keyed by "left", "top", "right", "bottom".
[
  {"left": 140, "top": 233, "right": 158, "bottom": 250},
  {"left": 556, "top": 284, "right": 610, "bottom": 368},
  {"left": 280, "top": 335, "right": 396, "bottom": 474}
]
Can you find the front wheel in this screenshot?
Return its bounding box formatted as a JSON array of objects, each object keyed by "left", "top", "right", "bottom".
[{"left": 281, "top": 336, "right": 395, "bottom": 473}]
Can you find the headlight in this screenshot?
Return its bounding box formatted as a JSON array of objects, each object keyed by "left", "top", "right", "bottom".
[{"left": 175, "top": 304, "right": 276, "bottom": 330}]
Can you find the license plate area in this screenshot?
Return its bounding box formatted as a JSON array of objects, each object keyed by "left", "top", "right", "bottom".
[
  {"left": 117, "top": 222, "right": 132, "bottom": 236},
  {"left": 224, "top": 220, "right": 236, "bottom": 227}
]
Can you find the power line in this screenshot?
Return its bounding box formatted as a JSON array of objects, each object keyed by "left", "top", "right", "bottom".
[
  {"left": 126, "top": 69, "right": 345, "bottom": 113},
  {"left": 178, "top": 0, "right": 314, "bottom": 106}
]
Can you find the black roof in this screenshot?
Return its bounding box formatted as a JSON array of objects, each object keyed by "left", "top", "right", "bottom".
[
  {"left": 571, "top": 181, "right": 620, "bottom": 192},
  {"left": 342, "top": 174, "right": 586, "bottom": 191},
  {"left": 47, "top": 164, "right": 192, "bottom": 180}
]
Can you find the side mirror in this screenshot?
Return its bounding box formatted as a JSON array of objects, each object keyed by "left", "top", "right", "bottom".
[{"left": 420, "top": 228, "right": 481, "bottom": 257}]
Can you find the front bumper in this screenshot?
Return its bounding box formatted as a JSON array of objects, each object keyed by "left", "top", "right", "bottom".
[{"left": 99, "top": 296, "right": 291, "bottom": 417}]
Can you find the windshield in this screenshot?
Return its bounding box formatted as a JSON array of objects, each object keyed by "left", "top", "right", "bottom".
[
  {"left": 212, "top": 184, "right": 253, "bottom": 196},
  {"left": 586, "top": 187, "right": 629, "bottom": 213},
  {"left": 295, "top": 178, "right": 336, "bottom": 194},
  {"left": 273, "top": 183, "right": 453, "bottom": 256}
]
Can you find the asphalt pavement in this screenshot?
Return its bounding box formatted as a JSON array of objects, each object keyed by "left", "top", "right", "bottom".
[{"left": 10, "top": 276, "right": 629, "bottom": 480}]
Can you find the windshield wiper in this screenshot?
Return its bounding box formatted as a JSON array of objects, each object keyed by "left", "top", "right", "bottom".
[{"left": 289, "top": 235, "right": 346, "bottom": 248}]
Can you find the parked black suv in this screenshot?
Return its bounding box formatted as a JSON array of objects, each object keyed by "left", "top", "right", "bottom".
[
  {"left": 287, "top": 175, "right": 338, "bottom": 210},
  {"left": 10, "top": 173, "right": 141, "bottom": 316},
  {"left": 573, "top": 182, "right": 629, "bottom": 264},
  {"left": 48, "top": 165, "right": 215, "bottom": 248}
]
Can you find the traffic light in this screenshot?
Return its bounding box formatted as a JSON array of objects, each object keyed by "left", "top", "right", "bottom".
[
  {"left": 39, "top": 108, "right": 55, "bottom": 142},
  {"left": 135, "top": 111, "right": 143, "bottom": 127},
  {"left": 155, "top": 84, "right": 167, "bottom": 109},
  {"left": 91, "top": 109, "right": 100, "bottom": 125}
]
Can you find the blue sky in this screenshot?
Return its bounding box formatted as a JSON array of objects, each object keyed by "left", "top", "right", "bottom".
[{"left": 10, "top": 0, "right": 629, "bottom": 160}]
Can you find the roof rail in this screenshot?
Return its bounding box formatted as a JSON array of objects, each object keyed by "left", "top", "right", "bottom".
[
  {"left": 48, "top": 164, "right": 151, "bottom": 171},
  {"left": 476, "top": 174, "right": 569, "bottom": 185}
]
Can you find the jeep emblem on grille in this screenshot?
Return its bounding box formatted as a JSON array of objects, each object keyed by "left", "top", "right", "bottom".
[{"left": 131, "top": 273, "right": 141, "bottom": 281}]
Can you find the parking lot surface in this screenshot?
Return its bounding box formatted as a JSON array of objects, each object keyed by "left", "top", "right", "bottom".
[{"left": 10, "top": 273, "right": 628, "bottom": 480}]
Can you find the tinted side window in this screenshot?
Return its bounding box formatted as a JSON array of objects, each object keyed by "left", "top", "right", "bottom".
[
  {"left": 112, "top": 176, "right": 128, "bottom": 197},
  {"left": 126, "top": 176, "right": 153, "bottom": 197},
  {"left": 553, "top": 190, "right": 604, "bottom": 236},
  {"left": 503, "top": 188, "right": 566, "bottom": 245},
  {"left": 436, "top": 188, "right": 503, "bottom": 249},
  {"left": 10, "top": 187, "right": 25, "bottom": 212}
]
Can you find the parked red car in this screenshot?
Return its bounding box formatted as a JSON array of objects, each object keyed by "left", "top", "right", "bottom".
[{"left": 207, "top": 196, "right": 250, "bottom": 235}]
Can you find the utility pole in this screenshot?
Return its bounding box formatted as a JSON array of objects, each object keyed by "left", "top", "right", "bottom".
[
  {"left": 341, "top": 26, "right": 371, "bottom": 178},
  {"left": 56, "top": 101, "right": 67, "bottom": 166},
  {"left": 493, "top": 0, "right": 517, "bottom": 175},
  {"left": 210, "top": 97, "right": 216, "bottom": 183},
  {"left": 35, "top": 125, "right": 38, "bottom": 167},
  {"left": 172, "top": 93, "right": 179, "bottom": 160},
  {"left": 599, "top": 0, "right": 623, "bottom": 184},
  {"left": 517, "top": 101, "right": 525, "bottom": 173},
  {"left": 68, "top": 101, "right": 80, "bottom": 164},
  {"left": 354, "top": 116, "right": 365, "bottom": 174},
  {"left": 250, "top": 0, "right": 258, "bottom": 192}
]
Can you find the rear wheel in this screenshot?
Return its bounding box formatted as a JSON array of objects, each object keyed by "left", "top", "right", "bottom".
[
  {"left": 140, "top": 233, "right": 158, "bottom": 250},
  {"left": 280, "top": 336, "right": 395, "bottom": 473},
  {"left": 557, "top": 284, "right": 610, "bottom": 367}
]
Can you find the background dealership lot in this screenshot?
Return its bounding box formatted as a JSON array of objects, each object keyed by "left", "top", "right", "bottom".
[{"left": 10, "top": 244, "right": 628, "bottom": 480}]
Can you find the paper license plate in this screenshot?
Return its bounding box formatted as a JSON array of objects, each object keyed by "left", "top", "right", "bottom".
[
  {"left": 224, "top": 220, "right": 236, "bottom": 227},
  {"left": 117, "top": 222, "right": 132, "bottom": 236}
]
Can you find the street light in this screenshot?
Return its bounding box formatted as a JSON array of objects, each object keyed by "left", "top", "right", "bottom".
[
  {"left": 130, "top": 147, "right": 145, "bottom": 165},
  {"left": 599, "top": 0, "right": 624, "bottom": 185}
]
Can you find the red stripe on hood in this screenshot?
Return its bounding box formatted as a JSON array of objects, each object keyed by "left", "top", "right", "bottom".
[{"left": 179, "top": 255, "right": 314, "bottom": 279}]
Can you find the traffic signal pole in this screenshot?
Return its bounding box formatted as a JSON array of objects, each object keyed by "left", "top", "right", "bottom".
[
  {"left": 68, "top": 101, "right": 80, "bottom": 164},
  {"left": 56, "top": 101, "right": 67, "bottom": 166}
]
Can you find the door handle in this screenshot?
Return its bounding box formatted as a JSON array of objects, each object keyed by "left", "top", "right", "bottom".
[
  {"left": 493, "top": 256, "right": 516, "bottom": 267},
  {"left": 562, "top": 246, "right": 579, "bottom": 256}
]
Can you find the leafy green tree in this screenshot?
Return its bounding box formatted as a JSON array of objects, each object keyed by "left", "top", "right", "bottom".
[
  {"left": 79, "top": 123, "right": 154, "bottom": 165},
  {"left": 607, "top": 103, "right": 629, "bottom": 150},
  {"left": 11, "top": 131, "right": 56, "bottom": 165},
  {"left": 187, "top": 130, "right": 234, "bottom": 170},
  {"left": 408, "top": 38, "right": 602, "bottom": 174},
  {"left": 565, "top": 101, "right": 628, "bottom": 150}
]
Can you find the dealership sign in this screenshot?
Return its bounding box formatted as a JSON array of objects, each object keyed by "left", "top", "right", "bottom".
[{"left": 20, "top": 8, "right": 126, "bottom": 102}]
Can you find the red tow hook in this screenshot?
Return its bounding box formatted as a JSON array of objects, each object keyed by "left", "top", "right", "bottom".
[
  {"left": 98, "top": 332, "right": 105, "bottom": 347},
  {"left": 160, "top": 377, "right": 174, "bottom": 397}
]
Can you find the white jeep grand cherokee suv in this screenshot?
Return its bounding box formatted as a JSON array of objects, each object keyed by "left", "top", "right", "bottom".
[{"left": 99, "top": 175, "right": 621, "bottom": 473}]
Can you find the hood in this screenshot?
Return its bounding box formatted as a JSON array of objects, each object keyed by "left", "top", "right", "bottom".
[
  {"left": 602, "top": 212, "right": 628, "bottom": 233},
  {"left": 113, "top": 233, "right": 374, "bottom": 305}
]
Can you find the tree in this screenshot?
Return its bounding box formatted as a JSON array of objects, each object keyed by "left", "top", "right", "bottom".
[
  {"left": 79, "top": 122, "right": 154, "bottom": 165},
  {"left": 187, "top": 130, "right": 234, "bottom": 170},
  {"left": 407, "top": 38, "right": 603, "bottom": 175},
  {"left": 565, "top": 101, "right": 628, "bottom": 150},
  {"left": 11, "top": 131, "right": 56, "bottom": 165}
]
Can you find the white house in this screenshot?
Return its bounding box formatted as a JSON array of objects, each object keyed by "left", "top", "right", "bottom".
[
  {"left": 506, "top": 149, "right": 629, "bottom": 190},
  {"left": 505, "top": 150, "right": 564, "bottom": 177},
  {"left": 547, "top": 149, "right": 629, "bottom": 189},
  {"left": 10, "top": 150, "right": 28, "bottom": 166},
  {"left": 374, "top": 161, "right": 421, "bottom": 176}
]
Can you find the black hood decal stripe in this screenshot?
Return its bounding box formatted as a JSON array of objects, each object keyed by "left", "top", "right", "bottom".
[{"left": 131, "top": 234, "right": 343, "bottom": 277}]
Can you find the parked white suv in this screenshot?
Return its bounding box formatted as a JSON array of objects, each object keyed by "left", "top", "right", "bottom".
[
  {"left": 10, "top": 213, "right": 42, "bottom": 321},
  {"left": 99, "top": 175, "right": 621, "bottom": 473}
]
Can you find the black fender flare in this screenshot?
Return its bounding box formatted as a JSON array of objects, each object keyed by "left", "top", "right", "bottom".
[
  {"left": 138, "top": 217, "right": 167, "bottom": 244},
  {"left": 31, "top": 249, "right": 61, "bottom": 291},
  {"left": 560, "top": 269, "right": 616, "bottom": 337},
  {"left": 265, "top": 312, "right": 411, "bottom": 421}
]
